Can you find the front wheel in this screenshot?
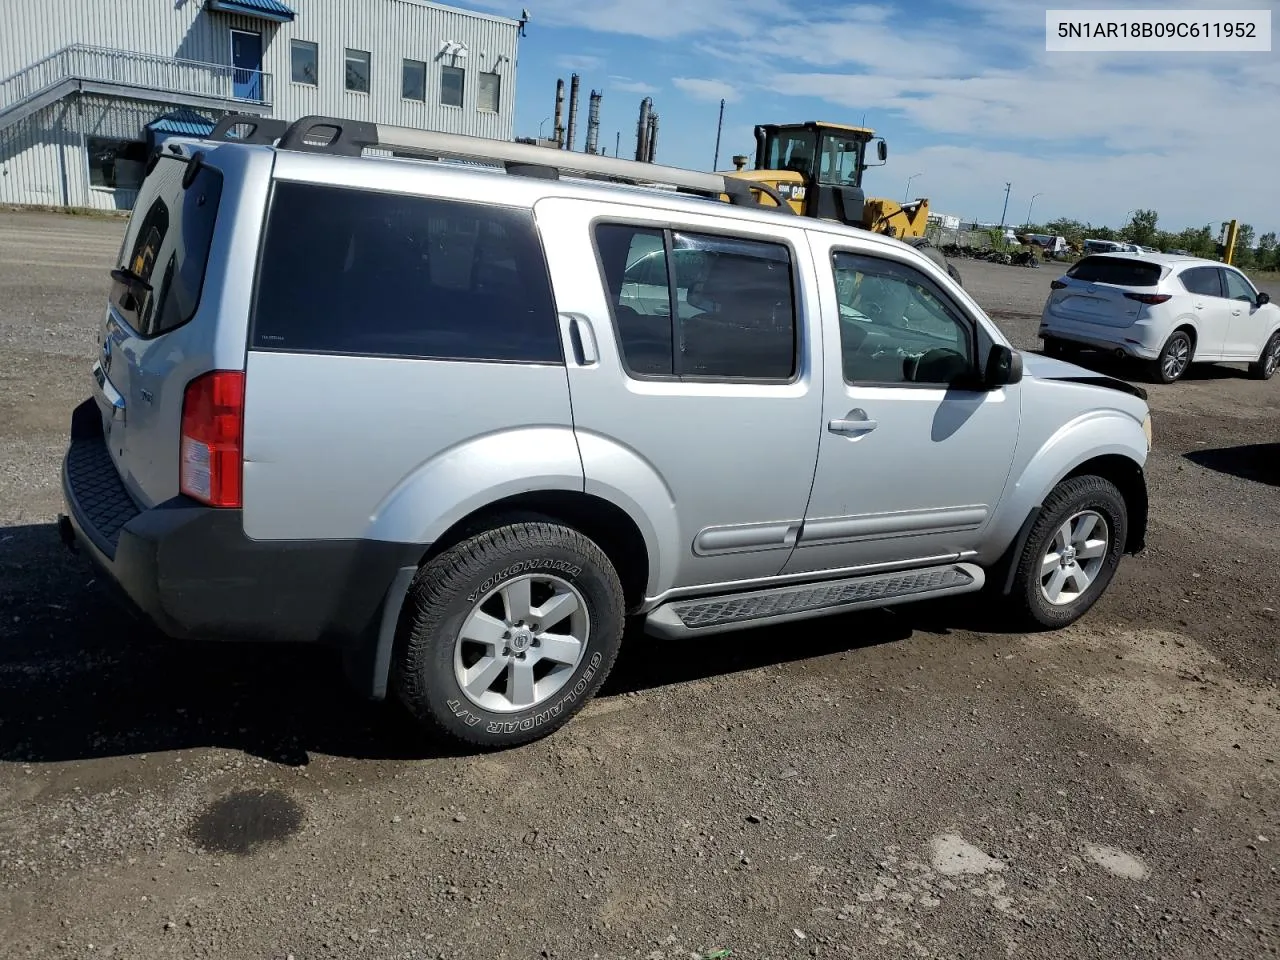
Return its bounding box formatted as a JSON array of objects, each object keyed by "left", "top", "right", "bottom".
[
  {"left": 1008, "top": 475, "right": 1128, "bottom": 629},
  {"left": 392, "top": 521, "right": 625, "bottom": 749}
]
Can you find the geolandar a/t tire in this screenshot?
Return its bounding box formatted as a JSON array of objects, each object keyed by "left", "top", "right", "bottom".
[
  {"left": 392, "top": 521, "right": 625, "bottom": 750},
  {"left": 1009, "top": 475, "right": 1128, "bottom": 630}
]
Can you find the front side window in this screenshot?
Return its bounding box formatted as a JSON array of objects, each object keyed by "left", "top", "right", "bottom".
[
  {"left": 345, "top": 48, "right": 370, "bottom": 93},
  {"left": 832, "top": 251, "right": 973, "bottom": 385},
  {"left": 763, "top": 129, "right": 817, "bottom": 176},
  {"left": 1222, "top": 268, "right": 1257, "bottom": 302},
  {"left": 402, "top": 58, "right": 426, "bottom": 101},
  {"left": 290, "top": 40, "right": 318, "bottom": 85},
  {"left": 440, "top": 65, "right": 465, "bottom": 107},
  {"left": 595, "top": 223, "right": 797, "bottom": 380},
  {"left": 252, "top": 183, "right": 562, "bottom": 364},
  {"left": 478, "top": 71, "right": 501, "bottom": 112}
]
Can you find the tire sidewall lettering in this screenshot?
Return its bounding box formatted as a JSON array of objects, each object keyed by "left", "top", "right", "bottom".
[
  {"left": 482, "top": 650, "right": 604, "bottom": 735},
  {"left": 466, "top": 558, "right": 584, "bottom": 603}
]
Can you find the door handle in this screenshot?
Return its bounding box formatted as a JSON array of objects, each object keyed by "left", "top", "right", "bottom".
[
  {"left": 828, "top": 408, "right": 878, "bottom": 435},
  {"left": 1232, "top": 309, "right": 1242, "bottom": 316},
  {"left": 1194, "top": 303, "right": 1204, "bottom": 310},
  {"left": 558, "top": 312, "right": 598, "bottom": 365}
]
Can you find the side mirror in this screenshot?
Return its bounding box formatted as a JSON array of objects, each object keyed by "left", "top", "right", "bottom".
[
  {"left": 983, "top": 344, "right": 1023, "bottom": 389},
  {"left": 1259, "top": 291, "right": 1271, "bottom": 306},
  {"left": 877, "top": 139, "right": 888, "bottom": 162}
]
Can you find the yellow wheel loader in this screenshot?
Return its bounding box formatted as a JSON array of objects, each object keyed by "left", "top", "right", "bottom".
[{"left": 718, "top": 121, "right": 962, "bottom": 286}]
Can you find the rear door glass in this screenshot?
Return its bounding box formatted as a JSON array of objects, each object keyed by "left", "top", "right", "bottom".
[
  {"left": 1067, "top": 256, "right": 1161, "bottom": 287},
  {"left": 251, "top": 182, "right": 562, "bottom": 364},
  {"left": 1180, "top": 267, "right": 1223, "bottom": 298},
  {"left": 110, "top": 155, "right": 224, "bottom": 337}
]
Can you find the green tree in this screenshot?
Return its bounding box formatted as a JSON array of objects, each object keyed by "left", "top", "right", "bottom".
[
  {"left": 1257, "top": 232, "right": 1277, "bottom": 271},
  {"left": 1125, "top": 209, "right": 1159, "bottom": 246},
  {"left": 1234, "top": 224, "right": 1256, "bottom": 268},
  {"left": 1045, "top": 217, "right": 1087, "bottom": 246}
]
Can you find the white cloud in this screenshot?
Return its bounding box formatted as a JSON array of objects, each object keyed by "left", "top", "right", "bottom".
[
  {"left": 608, "top": 75, "right": 660, "bottom": 95},
  {"left": 463, "top": 0, "right": 791, "bottom": 39},
  {"left": 555, "top": 54, "right": 604, "bottom": 72},
  {"left": 672, "top": 77, "right": 741, "bottom": 103}
]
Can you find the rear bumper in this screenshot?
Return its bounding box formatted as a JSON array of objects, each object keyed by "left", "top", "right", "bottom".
[
  {"left": 1038, "top": 311, "right": 1165, "bottom": 360},
  {"left": 59, "top": 399, "right": 420, "bottom": 692}
]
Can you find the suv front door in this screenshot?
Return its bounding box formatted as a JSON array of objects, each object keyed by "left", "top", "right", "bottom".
[
  {"left": 534, "top": 197, "right": 824, "bottom": 594},
  {"left": 782, "top": 237, "right": 1021, "bottom": 577},
  {"left": 1220, "top": 266, "right": 1266, "bottom": 359}
]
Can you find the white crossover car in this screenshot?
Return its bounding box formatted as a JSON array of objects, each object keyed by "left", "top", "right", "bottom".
[{"left": 1039, "top": 252, "right": 1280, "bottom": 383}]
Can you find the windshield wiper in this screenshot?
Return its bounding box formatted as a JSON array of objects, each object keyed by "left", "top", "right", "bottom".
[{"left": 110, "top": 266, "right": 153, "bottom": 292}]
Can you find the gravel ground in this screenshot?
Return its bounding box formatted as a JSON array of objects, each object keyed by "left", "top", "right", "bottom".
[{"left": 1, "top": 210, "right": 1276, "bottom": 960}]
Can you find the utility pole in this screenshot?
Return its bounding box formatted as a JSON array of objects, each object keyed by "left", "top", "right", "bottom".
[
  {"left": 615, "top": 131, "right": 620, "bottom": 157},
  {"left": 712, "top": 98, "right": 725, "bottom": 170},
  {"left": 1025, "top": 192, "right": 1042, "bottom": 228},
  {"left": 999, "top": 181, "right": 1012, "bottom": 229}
]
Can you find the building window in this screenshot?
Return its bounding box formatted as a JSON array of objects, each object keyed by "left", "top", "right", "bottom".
[
  {"left": 440, "top": 64, "right": 464, "bottom": 107},
  {"left": 86, "top": 137, "right": 149, "bottom": 191},
  {"left": 402, "top": 58, "right": 426, "bottom": 101},
  {"left": 477, "top": 71, "right": 500, "bottom": 112},
  {"left": 291, "top": 40, "right": 318, "bottom": 85},
  {"left": 345, "top": 48, "right": 370, "bottom": 93}
]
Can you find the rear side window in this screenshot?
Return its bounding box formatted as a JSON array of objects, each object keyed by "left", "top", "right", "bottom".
[
  {"left": 109, "top": 155, "right": 223, "bottom": 337},
  {"left": 251, "top": 182, "right": 562, "bottom": 364},
  {"left": 1179, "top": 266, "right": 1223, "bottom": 298},
  {"left": 1067, "top": 256, "right": 1161, "bottom": 287},
  {"left": 594, "top": 223, "right": 797, "bottom": 381}
]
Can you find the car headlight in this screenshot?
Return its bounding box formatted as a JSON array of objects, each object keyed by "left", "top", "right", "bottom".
[{"left": 1142, "top": 413, "right": 1153, "bottom": 451}]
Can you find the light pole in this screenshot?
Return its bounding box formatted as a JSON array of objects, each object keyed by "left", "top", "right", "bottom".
[
  {"left": 904, "top": 172, "right": 923, "bottom": 202},
  {"left": 538, "top": 116, "right": 551, "bottom": 138},
  {"left": 998, "top": 181, "right": 1012, "bottom": 229},
  {"left": 1025, "top": 192, "right": 1042, "bottom": 228}
]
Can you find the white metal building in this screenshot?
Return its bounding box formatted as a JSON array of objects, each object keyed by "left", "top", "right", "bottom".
[{"left": 0, "top": 0, "right": 523, "bottom": 210}]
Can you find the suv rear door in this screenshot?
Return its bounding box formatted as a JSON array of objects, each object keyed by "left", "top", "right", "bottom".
[
  {"left": 1177, "top": 265, "right": 1230, "bottom": 358},
  {"left": 533, "top": 196, "right": 823, "bottom": 592},
  {"left": 95, "top": 152, "right": 226, "bottom": 504}
]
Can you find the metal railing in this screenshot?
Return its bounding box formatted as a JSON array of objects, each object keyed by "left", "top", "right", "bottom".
[{"left": 0, "top": 43, "right": 273, "bottom": 115}]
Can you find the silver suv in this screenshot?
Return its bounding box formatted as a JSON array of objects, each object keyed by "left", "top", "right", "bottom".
[{"left": 58, "top": 115, "right": 1153, "bottom": 749}]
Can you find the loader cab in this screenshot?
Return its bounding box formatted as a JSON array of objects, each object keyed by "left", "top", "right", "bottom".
[{"left": 752, "top": 121, "right": 882, "bottom": 226}]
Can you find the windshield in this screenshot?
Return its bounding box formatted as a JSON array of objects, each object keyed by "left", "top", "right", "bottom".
[{"left": 817, "top": 134, "right": 864, "bottom": 187}]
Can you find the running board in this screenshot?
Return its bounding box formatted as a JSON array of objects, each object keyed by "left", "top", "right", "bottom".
[{"left": 643, "top": 563, "right": 984, "bottom": 638}]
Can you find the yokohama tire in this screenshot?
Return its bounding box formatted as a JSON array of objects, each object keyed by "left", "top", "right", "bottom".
[
  {"left": 391, "top": 521, "right": 625, "bottom": 749},
  {"left": 1008, "top": 475, "right": 1128, "bottom": 630}
]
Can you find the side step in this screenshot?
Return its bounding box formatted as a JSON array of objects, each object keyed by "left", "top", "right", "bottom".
[{"left": 643, "top": 563, "right": 984, "bottom": 638}]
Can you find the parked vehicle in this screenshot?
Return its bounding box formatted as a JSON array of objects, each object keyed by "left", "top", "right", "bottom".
[
  {"left": 59, "top": 115, "right": 1153, "bottom": 749},
  {"left": 1040, "top": 252, "right": 1280, "bottom": 383}
]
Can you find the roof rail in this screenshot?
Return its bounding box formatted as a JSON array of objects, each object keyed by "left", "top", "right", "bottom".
[
  {"left": 205, "top": 114, "right": 290, "bottom": 145},
  {"left": 274, "top": 114, "right": 794, "bottom": 212}
]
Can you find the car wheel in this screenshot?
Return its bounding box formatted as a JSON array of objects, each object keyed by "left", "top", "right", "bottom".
[
  {"left": 1150, "top": 330, "right": 1193, "bottom": 383},
  {"left": 392, "top": 520, "right": 625, "bottom": 749},
  {"left": 1008, "top": 475, "right": 1128, "bottom": 630},
  {"left": 1247, "top": 330, "right": 1280, "bottom": 380}
]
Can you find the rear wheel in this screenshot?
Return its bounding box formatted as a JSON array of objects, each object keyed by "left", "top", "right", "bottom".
[
  {"left": 1150, "top": 329, "right": 1193, "bottom": 383},
  {"left": 392, "top": 520, "right": 625, "bottom": 749},
  {"left": 1008, "top": 475, "right": 1128, "bottom": 630},
  {"left": 1247, "top": 331, "right": 1280, "bottom": 380}
]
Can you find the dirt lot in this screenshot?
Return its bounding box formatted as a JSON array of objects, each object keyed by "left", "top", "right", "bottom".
[{"left": 1, "top": 210, "right": 1276, "bottom": 960}]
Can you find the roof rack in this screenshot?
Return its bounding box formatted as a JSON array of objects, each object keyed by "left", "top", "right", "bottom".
[
  {"left": 207, "top": 114, "right": 291, "bottom": 145},
  {"left": 272, "top": 114, "right": 794, "bottom": 212}
]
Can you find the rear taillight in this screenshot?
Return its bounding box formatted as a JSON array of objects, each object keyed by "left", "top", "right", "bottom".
[
  {"left": 1123, "top": 292, "right": 1172, "bottom": 305},
  {"left": 180, "top": 370, "right": 245, "bottom": 508},
  {"left": 1050, "top": 280, "right": 1068, "bottom": 289}
]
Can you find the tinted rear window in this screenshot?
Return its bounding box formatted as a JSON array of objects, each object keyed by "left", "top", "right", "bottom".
[
  {"left": 110, "top": 155, "right": 223, "bottom": 337},
  {"left": 251, "top": 182, "right": 562, "bottom": 364},
  {"left": 1066, "top": 256, "right": 1161, "bottom": 287}
]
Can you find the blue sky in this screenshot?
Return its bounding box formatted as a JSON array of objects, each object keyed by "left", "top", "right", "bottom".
[{"left": 460, "top": 0, "right": 1279, "bottom": 236}]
